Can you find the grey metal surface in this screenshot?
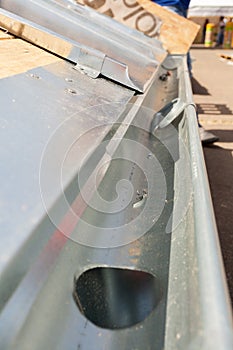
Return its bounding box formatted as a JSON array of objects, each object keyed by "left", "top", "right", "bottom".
[
  {"left": 0, "top": 51, "right": 232, "bottom": 349},
  {"left": 0, "top": 58, "right": 174, "bottom": 350},
  {"left": 164, "top": 57, "right": 233, "bottom": 350},
  {"left": 0, "top": 1, "right": 232, "bottom": 348},
  {"left": 0, "top": 60, "right": 134, "bottom": 282},
  {"left": 0, "top": 0, "right": 166, "bottom": 92}
]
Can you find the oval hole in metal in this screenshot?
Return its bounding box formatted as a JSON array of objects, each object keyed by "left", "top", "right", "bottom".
[{"left": 73, "top": 267, "right": 162, "bottom": 329}]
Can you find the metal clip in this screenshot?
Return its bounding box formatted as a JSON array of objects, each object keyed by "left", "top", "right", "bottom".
[
  {"left": 151, "top": 98, "right": 196, "bottom": 134},
  {"left": 74, "top": 47, "right": 105, "bottom": 78}
]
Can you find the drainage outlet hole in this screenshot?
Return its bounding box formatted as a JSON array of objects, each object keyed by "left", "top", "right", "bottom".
[{"left": 73, "top": 267, "right": 162, "bottom": 329}]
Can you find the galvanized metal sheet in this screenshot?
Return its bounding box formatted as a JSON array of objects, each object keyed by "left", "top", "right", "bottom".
[
  {"left": 0, "top": 1, "right": 232, "bottom": 346},
  {"left": 0, "top": 0, "right": 166, "bottom": 92},
  {"left": 0, "top": 60, "right": 134, "bottom": 279},
  {"left": 0, "top": 53, "right": 232, "bottom": 350}
]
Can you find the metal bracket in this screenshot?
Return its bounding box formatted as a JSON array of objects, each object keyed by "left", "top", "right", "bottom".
[
  {"left": 158, "top": 98, "right": 186, "bottom": 129},
  {"left": 151, "top": 98, "right": 196, "bottom": 134},
  {"left": 74, "top": 47, "right": 105, "bottom": 78}
]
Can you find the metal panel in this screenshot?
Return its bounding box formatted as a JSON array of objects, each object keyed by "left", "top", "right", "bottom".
[
  {"left": 0, "top": 55, "right": 173, "bottom": 349},
  {"left": 0, "top": 54, "right": 232, "bottom": 349},
  {"left": 0, "top": 0, "right": 166, "bottom": 92},
  {"left": 0, "top": 60, "right": 134, "bottom": 281},
  {"left": 0, "top": 1, "right": 232, "bottom": 349}
]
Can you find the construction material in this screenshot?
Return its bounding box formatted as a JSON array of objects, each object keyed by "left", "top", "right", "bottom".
[
  {"left": 0, "top": 2, "right": 232, "bottom": 350},
  {"left": 137, "top": 0, "right": 199, "bottom": 53},
  {"left": 205, "top": 23, "right": 215, "bottom": 47},
  {"left": 0, "top": 2, "right": 166, "bottom": 92},
  {"left": 223, "top": 21, "right": 233, "bottom": 49},
  {"left": 76, "top": 0, "right": 200, "bottom": 54},
  {"left": 0, "top": 33, "right": 60, "bottom": 78}
]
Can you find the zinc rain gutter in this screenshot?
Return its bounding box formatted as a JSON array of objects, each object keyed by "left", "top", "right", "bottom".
[
  {"left": 0, "top": 2, "right": 232, "bottom": 349},
  {"left": 0, "top": 0, "right": 166, "bottom": 92},
  {"left": 185, "top": 69, "right": 233, "bottom": 348},
  {"left": 0, "top": 62, "right": 172, "bottom": 350},
  {"left": 164, "top": 56, "right": 233, "bottom": 349}
]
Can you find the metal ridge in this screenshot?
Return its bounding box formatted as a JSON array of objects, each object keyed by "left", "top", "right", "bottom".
[{"left": 0, "top": 0, "right": 166, "bottom": 92}]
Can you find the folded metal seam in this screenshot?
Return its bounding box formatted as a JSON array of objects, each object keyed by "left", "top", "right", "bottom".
[{"left": 0, "top": 0, "right": 167, "bottom": 92}]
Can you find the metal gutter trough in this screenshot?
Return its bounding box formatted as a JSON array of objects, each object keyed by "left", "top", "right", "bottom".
[{"left": 0, "top": 1, "right": 232, "bottom": 349}]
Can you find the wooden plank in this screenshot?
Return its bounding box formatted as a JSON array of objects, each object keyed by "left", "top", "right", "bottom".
[
  {"left": 137, "top": 0, "right": 199, "bottom": 54},
  {"left": 0, "top": 38, "right": 60, "bottom": 79},
  {"left": 76, "top": 0, "right": 199, "bottom": 54},
  {"left": 0, "top": 12, "right": 78, "bottom": 63}
]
